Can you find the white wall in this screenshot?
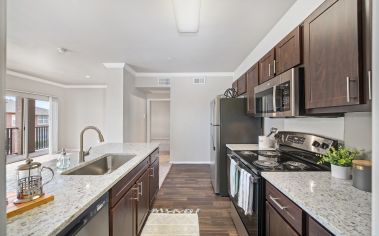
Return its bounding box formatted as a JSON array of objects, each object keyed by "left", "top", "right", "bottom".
[
  {"left": 0, "top": 0, "right": 6, "bottom": 231},
  {"left": 234, "top": 0, "right": 326, "bottom": 79},
  {"left": 123, "top": 69, "right": 147, "bottom": 142},
  {"left": 372, "top": 0, "right": 378, "bottom": 234},
  {"left": 170, "top": 76, "right": 231, "bottom": 163},
  {"left": 6, "top": 74, "right": 106, "bottom": 151}
]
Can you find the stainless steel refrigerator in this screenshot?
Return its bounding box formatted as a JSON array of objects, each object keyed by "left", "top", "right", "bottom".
[{"left": 210, "top": 96, "right": 263, "bottom": 196}]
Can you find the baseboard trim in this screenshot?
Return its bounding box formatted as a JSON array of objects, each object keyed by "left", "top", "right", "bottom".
[{"left": 170, "top": 161, "right": 211, "bottom": 164}]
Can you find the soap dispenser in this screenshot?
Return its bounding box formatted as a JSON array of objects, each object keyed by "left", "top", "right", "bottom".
[{"left": 56, "top": 148, "right": 70, "bottom": 169}]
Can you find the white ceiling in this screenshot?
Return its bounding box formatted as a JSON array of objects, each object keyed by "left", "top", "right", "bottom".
[{"left": 7, "top": 0, "right": 296, "bottom": 84}]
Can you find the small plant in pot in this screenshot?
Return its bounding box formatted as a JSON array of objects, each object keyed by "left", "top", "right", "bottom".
[{"left": 318, "top": 147, "right": 359, "bottom": 180}]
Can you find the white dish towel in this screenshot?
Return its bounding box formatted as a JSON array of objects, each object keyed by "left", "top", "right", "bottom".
[
  {"left": 229, "top": 158, "right": 238, "bottom": 197},
  {"left": 237, "top": 169, "right": 253, "bottom": 215}
]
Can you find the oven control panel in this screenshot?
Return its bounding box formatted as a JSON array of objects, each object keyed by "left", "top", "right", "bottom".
[{"left": 276, "top": 131, "right": 339, "bottom": 155}]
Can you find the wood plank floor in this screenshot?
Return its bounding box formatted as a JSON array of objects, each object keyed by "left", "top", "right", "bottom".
[{"left": 153, "top": 164, "right": 239, "bottom": 236}]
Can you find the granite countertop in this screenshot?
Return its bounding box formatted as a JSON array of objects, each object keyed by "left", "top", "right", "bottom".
[
  {"left": 6, "top": 142, "right": 159, "bottom": 236},
  {"left": 262, "top": 172, "right": 371, "bottom": 236},
  {"left": 226, "top": 144, "right": 275, "bottom": 151}
]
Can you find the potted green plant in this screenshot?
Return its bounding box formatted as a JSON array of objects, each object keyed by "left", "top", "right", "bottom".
[{"left": 318, "top": 147, "right": 359, "bottom": 179}]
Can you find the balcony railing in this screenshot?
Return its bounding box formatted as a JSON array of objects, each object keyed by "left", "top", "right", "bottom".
[
  {"left": 35, "top": 125, "right": 49, "bottom": 150},
  {"left": 6, "top": 127, "right": 18, "bottom": 155}
]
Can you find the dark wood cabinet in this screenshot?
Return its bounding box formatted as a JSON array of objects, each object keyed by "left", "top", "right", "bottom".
[
  {"left": 149, "top": 159, "right": 159, "bottom": 207},
  {"left": 109, "top": 148, "right": 159, "bottom": 236},
  {"left": 110, "top": 185, "right": 138, "bottom": 236},
  {"left": 275, "top": 26, "right": 302, "bottom": 75},
  {"left": 265, "top": 201, "right": 299, "bottom": 236},
  {"left": 137, "top": 166, "right": 150, "bottom": 234},
  {"left": 246, "top": 63, "right": 259, "bottom": 114},
  {"left": 306, "top": 216, "right": 333, "bottom": 236},
  {"left": 259, "top": 49, "right": 276, "bottom": 84},
  {"left": 237, "top": 74, "right": 247, "bottom": 96},
  {"left": 304, "top": 0, "right": 362, "bottom": 109},
  {"left": 362, "top": 0, "right": 372, "bottom": 104},
  {"left": 232, "top": 80, "right": 238, "bottom": 93}
]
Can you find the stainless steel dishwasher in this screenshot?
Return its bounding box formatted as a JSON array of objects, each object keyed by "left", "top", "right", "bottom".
[{"left": 58, "top": 193, "right": 109, "bottom": 236}]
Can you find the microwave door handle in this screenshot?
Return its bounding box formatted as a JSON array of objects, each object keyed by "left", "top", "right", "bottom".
[{"left": 272, "top": 85, "right": 277, "bottom": 112}]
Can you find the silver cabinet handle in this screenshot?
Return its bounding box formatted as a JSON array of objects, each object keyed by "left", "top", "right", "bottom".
[
  {"left": 131, "top": 187, "right": 139, "bottom": 201},
  {"left": 273, "top": 59, "right": 276, "bottom": 75},
  {"left": 150, "top": 167, "right": 155, "bottom": 177},
  {"left": 268, "top": 63, "right": 271, "bottom": 77},
  {"left": 138, "top": 182, "right": 143, "bottom": 196},
  {"left": 368, "top": 70, "right": 372, "bottom": 100},
  {"left": 269, "top": 195, "right": 287, "bottom": 210},
  {"left": 346, "top": 76, "right": 351, "bottom": 103}
]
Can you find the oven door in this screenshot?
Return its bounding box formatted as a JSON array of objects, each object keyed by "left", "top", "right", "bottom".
[{"left": 227, "top": 154, "right": 263, "bottom": 236}]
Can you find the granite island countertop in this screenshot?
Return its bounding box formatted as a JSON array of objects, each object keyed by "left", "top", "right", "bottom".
[
  {"left": 6, "top": 142, "right": 159, "bottom": 236},
  {"left": 262, "top": 172, "right": 371, "bottom": 236}
]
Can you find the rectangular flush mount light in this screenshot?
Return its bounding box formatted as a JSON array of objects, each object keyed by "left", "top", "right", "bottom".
[{"left": 172, "top": 0, "right": 201, "bottom": 33}]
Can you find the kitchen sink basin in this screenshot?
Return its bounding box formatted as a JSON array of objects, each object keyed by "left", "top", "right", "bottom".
[{"left": 62, "top": 154, "right": 135, "bottom": 175}]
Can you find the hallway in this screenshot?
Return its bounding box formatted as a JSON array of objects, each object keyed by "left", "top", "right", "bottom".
[{"left": 153, "top": 164, "right": 238, "bottom": 236}]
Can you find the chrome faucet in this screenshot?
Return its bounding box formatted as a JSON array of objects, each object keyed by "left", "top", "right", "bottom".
[{"left": 79, "top": 126, "right": 105, "bottom": 162}]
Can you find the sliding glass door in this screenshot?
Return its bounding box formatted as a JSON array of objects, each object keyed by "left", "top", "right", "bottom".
[{"left": 5, "top": 94, "right": 50, "bottom": 164}]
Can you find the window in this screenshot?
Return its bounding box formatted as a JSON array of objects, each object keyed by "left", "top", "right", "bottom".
[
  {"left": 11, "top": 114, "right": 16, "bottom": 127},
  {"left": 37, "top": 115, "right": 49, "bottom": 125}
]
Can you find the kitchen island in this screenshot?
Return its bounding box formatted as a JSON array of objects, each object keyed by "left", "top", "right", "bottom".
[{"left": 6, "top": 143, "right": 159, "bottom": 236}]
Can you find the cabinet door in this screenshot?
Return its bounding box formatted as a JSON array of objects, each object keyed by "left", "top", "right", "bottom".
[
  {"left": 259, "top": 48, "right": 275, "bottom": 84},
  {"left": 306, "top": 216, "right": 332, "bottom": 236},
  {"left": 232, "top": 80, "right": 238, "bottom": 93},
  {"left": 246, "top": 63, "right": 259, "bottom": 114},
  {"left": 276, "top": 26, "right": 302, "bottom": 74},
  {"left": 265, "top": 202, "right": 299, "bottom": 236},
  {"left": 110, "top": 185, "right": 138, "bottom": 236},
  {"left": 304, "top": 0, "right": 362, "bottom": 109},
  {"left": 137, "top": 170, "right": 150, "bottom": 234},
  {"left": 237, "top": 74, "right": 247, "bottom": 96},
  {"left": 149, "top": 160, "right": 160, "bottom": 207},
  {"left": 362, "top": 0, "right": 372, "bottom": 104}
]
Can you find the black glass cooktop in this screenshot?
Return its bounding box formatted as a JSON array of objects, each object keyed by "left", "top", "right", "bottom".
[{"left": 234, "top": 149, "right": 330, "bottom": 175}]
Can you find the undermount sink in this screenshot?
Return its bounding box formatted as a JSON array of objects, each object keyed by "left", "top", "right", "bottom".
[{"left": 62, "top": 154, "right": 136, "bottom": 175}]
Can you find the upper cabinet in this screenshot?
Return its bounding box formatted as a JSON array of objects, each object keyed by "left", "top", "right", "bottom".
[
  {"left": 275, "top": 26, "right": 302, "bottom": 75},
  {"left": 303, "top": 0, "right": 364, "bottom": 110},
  {"left": 259, "top": 49, "right": 276, "bottom": 84},
  {"left": 246, "top": 63, "right": 259, "bottom": 115},
  {"left": 237, "top": 74, "right": 247, "bottom": 96}
]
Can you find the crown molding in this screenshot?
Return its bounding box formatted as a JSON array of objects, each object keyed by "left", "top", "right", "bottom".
[
  {"left": 135, "top": 72, "right": 234, "bottom": 78},
  {"left": 7, "top": 70, "right": 107, "bottom": 89}
]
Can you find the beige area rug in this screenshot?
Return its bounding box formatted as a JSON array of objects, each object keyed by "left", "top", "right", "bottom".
[
  {"left": 141, "top": 209, "right": 200, "bottom": 236},
  {"left": 159, "top": 153, "right": 172, "bottom": 188}
]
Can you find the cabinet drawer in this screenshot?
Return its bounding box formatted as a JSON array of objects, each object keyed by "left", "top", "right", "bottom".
[
  {"left": 110, "top": 157, "right": 150, "bottom": 207},
  {"left": 306, "top": 216, "right": 332, "bottom": 236},
  {"left": 149, "top": 148, "right": 159, "bottom": 164},
  {"left": 266, "top": 182, "right": 303, "bottom": 234}
]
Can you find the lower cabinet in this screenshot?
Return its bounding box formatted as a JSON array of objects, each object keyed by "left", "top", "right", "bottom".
[
  {"left": 266, "top": 201, "right": 298, "bottom": 236},
  {"left": 109, "top": 148, "right": 160, "bottom": 236},
  {"left": 306, "top": 216, "right": 333, "bottom": 236},
  {"left": 149, "top": 159, "right": 159, "bottom": 207},
  {"left": 137, "top": 170, "right": 150, "bottom": 234},
  {"left": 110, "top": 185, "right": 138, "bottom": 236}
]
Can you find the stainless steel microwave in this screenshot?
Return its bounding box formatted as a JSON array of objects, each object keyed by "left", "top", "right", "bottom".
[{"left": 254, "top": 68, "right": 303, "bottom": 117}]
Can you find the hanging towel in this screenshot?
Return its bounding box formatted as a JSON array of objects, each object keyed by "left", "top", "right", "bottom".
[
  {"left": 229, "top": 158, "right": 238, "bottom": 197},
  {"left": 237, "top": 169, "right": 254, "bottom": 215}
]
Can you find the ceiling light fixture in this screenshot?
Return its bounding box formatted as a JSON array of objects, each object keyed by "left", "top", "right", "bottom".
[
  {"left": 172, "top": 0, "right": 201, "bottom": 33},
  {"left": 85, "top": 75, "right": 91, "bottom": 79},
  {"left": 57, "top": 47, "right": 68, "bottom": 54}
]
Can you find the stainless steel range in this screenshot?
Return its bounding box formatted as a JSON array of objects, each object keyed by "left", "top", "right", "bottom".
[{"left": 227, "top": 131, "right": 339, "bottom": 236}]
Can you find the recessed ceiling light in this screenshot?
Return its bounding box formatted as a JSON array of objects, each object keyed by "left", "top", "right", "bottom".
[
  {"left": 172, "top": 0, "right": 201, "bottom": 33},
  {"left": 85, "top": 75, "right": 91, "bottom": 79},
  {"left": 57, "top": 47, "right": 68, "bottom": 54}
]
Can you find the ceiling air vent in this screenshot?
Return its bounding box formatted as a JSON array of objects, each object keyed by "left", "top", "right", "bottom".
[
  {"left": 193, "top": 77, "right": 206, "bottom": 85},
  {"left": 157, "top": 78, "right": 171, "bottom": 87}
]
